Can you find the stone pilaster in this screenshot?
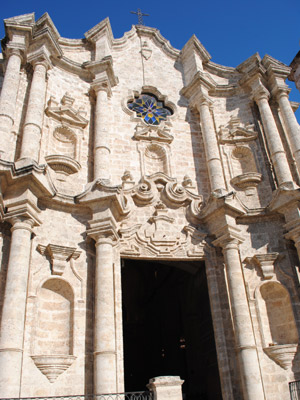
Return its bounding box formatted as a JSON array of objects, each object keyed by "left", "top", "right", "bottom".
[
  {"left": 252, "top": 83, "right": 294, "bottom": 189},
  {"left": 87, "top": 217, "right": 119, "bottom": 394},
  {"left": 19, "top": 49, "right": 51, "bottom": 162},
  {"left": 195, "top": 92, "right": 226, "bottom": 195},
  {"left": 0, "top": 216, "right": 36, "bottom": 398},
  {"left": 213, "top": 228, "right": 265, "bottom": 400},
  {"left": 0, "top": 48, "right": 23, "bottom": 160}
]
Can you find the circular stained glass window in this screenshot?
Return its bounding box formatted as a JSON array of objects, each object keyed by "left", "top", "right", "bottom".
[{"left": 128, "top": 94, "right": 172, "bottom": 125}]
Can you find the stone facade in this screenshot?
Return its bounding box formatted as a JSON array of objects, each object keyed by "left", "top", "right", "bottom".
[{"left": 0, "top": 12, "right": 300, "bottom": 400}]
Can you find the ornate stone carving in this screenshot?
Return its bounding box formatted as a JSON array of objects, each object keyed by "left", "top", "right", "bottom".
[
  {"left": 45, "top": 93, "right": 88, "bottom": 128},
  {"left": 37, "top": 244, "right": 81, "bottom": 275},
  {"left": 134, "top": 122, "right": 174, "bottom": 143},
  {"left": 218, "top": 116, "right": 258, "bottom": 144}
]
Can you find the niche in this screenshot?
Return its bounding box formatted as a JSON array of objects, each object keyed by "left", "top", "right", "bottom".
[
  {"left": 257, "top": 281, "right": 298, "bottom": 369},
  {"left": 144, "top": 144, "right": 168, "bottom": 175},
  {"left": 31, "top": 278, "right": 76, "bottom": 382},
  {"left": 230, "top": 146, "right": 262, "bottom": 194}
]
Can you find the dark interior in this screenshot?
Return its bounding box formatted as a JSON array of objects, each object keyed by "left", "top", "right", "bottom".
[{"left": 121, "top": 259, "right": 222, "bottom": 400}]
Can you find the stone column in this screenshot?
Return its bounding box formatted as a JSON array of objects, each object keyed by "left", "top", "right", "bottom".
[
  {"left": 93, "top": 84, "right": 111, "bottom": 181},
  {"left": 0, "top": 217, "right": 35, "bottom": 398},
  {"left": 0, "top": 49, "right": 23, "bottom": 160},
  {"left": 89, "top": 220, "right": 118, "bottom": 394},
  {"left": 213, "top": 234, "right": 265, "bottom": 400},
  {"left": 253, "top": 88, "right": 294, "bottom": 188},
  {"left": 196, "top": 94, "right": 226, "bottom": 195},
  {"left": 276, "top": 88, "right": 300, "bottom": 173},
  {"left": 19, "top": 55, "right": 50, "bottom": 162}
]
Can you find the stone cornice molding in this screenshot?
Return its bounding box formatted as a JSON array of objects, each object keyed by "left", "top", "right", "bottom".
[
  {"left": 0, "top": 161, "right": 56, "bottom": 218},
  {"left": 76, "top": 179, "right": 130, "bottom": 219},
  {"left": 181, "top": 34, "right": 211, "bottom": 64},
  {"left": 268, "top": 187, "right": 300, "bottom": 215},
  {"left": 34, "top": 13, "right": 60, "bottom": 42},
  {"left": 85, "top": 57, "right": 118, "bottom": 96},
  {"left": 181, "top": 71, "right": 217, "bottom": 103},
  {"left": 3, "top": 13, "right": 34, "bottom": 56},
  {"left": 4, "top": 202, "right": 41, "bottom": 228},
  {"left": 27, "top": 46, "right": 52, "bottom": 70},
  {"left": 204, "top": 60, "right": 236, "bottom": 78},
  {"left": 31, "top": 19, "right": 62, "bottom": 60},
  {"left": 135, "top": 25, "right": 180, "bottom": 60},
  {"left": 84, "top": 17, "right": 113, "bottom": 47}
]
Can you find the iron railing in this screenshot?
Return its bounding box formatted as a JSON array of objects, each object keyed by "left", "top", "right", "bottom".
[
  {"left": 290, "top": 381, "right": 300, "bottom": 399},
  {"left": 0, "top": 393, "right": 153, "bottom": 400}
]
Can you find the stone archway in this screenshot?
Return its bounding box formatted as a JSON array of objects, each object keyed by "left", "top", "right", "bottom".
[{"left": 121, "top": 258, "right": 223, "bottom": 400}]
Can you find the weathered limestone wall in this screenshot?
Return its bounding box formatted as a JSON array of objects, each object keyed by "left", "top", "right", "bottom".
[{"left": 0, "top": 12, "right": 300, "bottom": 400}]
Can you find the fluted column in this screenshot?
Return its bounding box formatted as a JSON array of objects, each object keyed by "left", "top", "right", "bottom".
[
  {"left": 0, "top": 49, "right": 23, "bottom": 160},
  {"left": 0, "top": 217, "right": 35, "bottom": 398},
  {"left": 89, "top": 219, "right": 118, "bottom": 394},
  {"left": 19, "top": 56, "right": 50, "bottom": 162},
  {"left": 213, "top": 233, "right": 265, "bottom": 400},
  {"left": 93, "top": 84, "right": 111, "bottom": 181},
  {"left": 196, "top": 93, "right": 226, "bottom": 194},
  {"left": 253, "top": 88, "right": 294, "bottom": 188},
  {"left": 276, "top": 88, "right": 300, "bottom": 173}
]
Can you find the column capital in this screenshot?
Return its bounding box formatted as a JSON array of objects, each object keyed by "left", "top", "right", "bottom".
[
  {"left": 274, "top": 86, "right": 291, "bottom": 101},
  {"left": 9, "top": 217, "right": 35, "bottom": 233},
  {"left": 252, "top": 84, "right": 270, "bottom": 103},
  {"left": 87, "top": 216, "right": 119, "bottom": 245},
  {"left": 5, "top": 45, "right": 25, "bottom": 62},
  {"left": 27, "top": 47, "right": 52, "bottom": 70},
  {"left": 212, "top": 225, "right": 244, "bottom": 250},
  {"left": 91, "top": 77, "right": 112, "bottom": 97}
]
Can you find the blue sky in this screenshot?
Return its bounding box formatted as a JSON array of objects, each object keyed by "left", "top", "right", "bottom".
[{"left": 1, "top": 0, "right": 300, "bottom": 118}]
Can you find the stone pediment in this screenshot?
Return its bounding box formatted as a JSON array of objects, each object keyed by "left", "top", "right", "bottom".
[
  {"left": 218, "top": 116, "right": 257, "bottom": 143},
  {"left": 45, "top": 93, "right": 88, "bottom": 128}
]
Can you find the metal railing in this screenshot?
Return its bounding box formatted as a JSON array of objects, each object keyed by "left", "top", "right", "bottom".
[
  {"left": 290, "top": 381, "right": 300, "bottom": 399},
  {"left": 0, "top": 393, "right": 153, "bottom": 400}
]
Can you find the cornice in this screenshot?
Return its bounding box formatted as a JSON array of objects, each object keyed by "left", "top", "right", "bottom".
[
  {"left": 181, "top": 34, "right": 211, "bottom": 63},
  {"left": 84, "top": 17, "right": 113, "bottom": 46},
  {"left": 0, "top": 159, "right": 56, "bottom": 199},
  {"left": 135, "top": 25, "right": 180, "bottom": 60},
  {"left": 180, "top": 70, "right": 217, "bottom": 100},
  {"left": 204, "top": 60, "right": 236, "bottom": 78}
]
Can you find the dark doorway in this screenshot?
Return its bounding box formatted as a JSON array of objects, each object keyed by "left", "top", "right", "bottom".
[{"left": 121, "top": 259, "right": 222, "bottom": 400}]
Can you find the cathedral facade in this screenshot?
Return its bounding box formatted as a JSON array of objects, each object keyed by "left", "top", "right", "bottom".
[{"left": 0, "top": 12, "right": 300, "bottom": 400}]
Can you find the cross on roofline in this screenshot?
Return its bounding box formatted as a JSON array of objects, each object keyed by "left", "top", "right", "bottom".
[{"left": 131, "top": 8, "right": 149, "bottom": 26}]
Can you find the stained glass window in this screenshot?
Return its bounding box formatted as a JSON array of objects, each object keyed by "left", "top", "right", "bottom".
[{"left": 128, "top": 94, "right": 172, "bottom": 125}]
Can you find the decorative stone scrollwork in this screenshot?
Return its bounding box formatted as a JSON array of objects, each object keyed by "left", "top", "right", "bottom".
[{"left": 132, "top": 176, "right": 157, "bottom": 205}]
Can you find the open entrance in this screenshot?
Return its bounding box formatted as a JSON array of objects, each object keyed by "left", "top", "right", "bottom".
[{"left": 122, "top": 259, "right": 222, "bottom": 400}]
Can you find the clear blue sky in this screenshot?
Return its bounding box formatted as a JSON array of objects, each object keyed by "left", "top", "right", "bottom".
[{"left": 1, "top": 0, "right": 300, "bottom": 118}]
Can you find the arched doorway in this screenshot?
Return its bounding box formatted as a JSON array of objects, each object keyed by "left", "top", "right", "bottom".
[{"left": 121, "top": 259, "right": 222, "bottom": 400}]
